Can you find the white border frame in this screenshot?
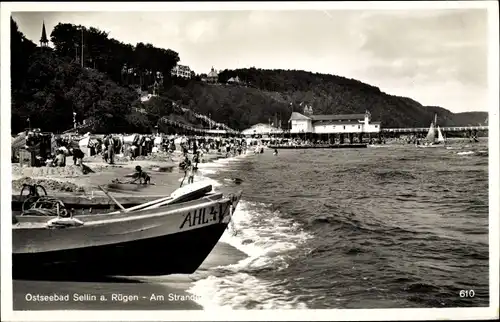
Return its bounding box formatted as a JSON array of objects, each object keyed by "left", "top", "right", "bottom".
[{"left": 1, "top": 1, "right": 498, "bottom": 321}]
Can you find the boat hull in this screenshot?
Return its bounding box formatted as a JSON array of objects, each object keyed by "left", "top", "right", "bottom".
[
  {"left": 13, "top": 222, "right": 227, "bottom": 280},
  {"left": 12, "top": 193, "right": 242, "bottom": 280}
]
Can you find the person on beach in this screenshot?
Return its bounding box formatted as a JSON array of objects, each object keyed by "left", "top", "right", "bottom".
[
  {"left": 104, "top": 135, "right": 115, "bottom": 164},
  {"left": 129, "top": 165, "right": 151, "bottom": 184},
  {"left": 180, "top": 160, "right": 194, "bottom": 187},
  {"left": 102, "top": 141, "right": 108, "bottom": 162},
  {"left": 193, "top": 140, "right": 198, "bottom": 155},
  {"left": 70, "top": 147, "right": 85, "bottom": 166},
  {"left": 55, "top": 150, "right": 66, "bottom": 167},
  {"left": 168, "top": 140, "right": 176, "bottom": 153},
  {"left": 50, "top": 134, "right": 57, "bottom": 156},
  {"left": 193, "top": 152, "right": 200, "bottom": 170},
  {"left": 187, "top": 163, "right": 195, "bottom": 184},
  {"left": 182, "top": 143, "right": 189, "bottom": 156},
  {"left": 108, "top": 137, "right": 115, "bottom": 164},
  {"left": 179, "top": 155, "right": 191, "bottom": 170},
  {"left": 128, "top": 145, "right": 138, "bottom": 161}
]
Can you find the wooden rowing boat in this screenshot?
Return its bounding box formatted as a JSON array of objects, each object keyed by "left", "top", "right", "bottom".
[{"left": 12, "top": 182, "right": 242, "bottom": 281}]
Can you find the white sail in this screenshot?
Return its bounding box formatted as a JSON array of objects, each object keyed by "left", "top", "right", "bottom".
[
  {"left": 425, "top": 122, "right": 435, "bottom": 142},
  {"left": 437, "top": 126, "right": 445, "bottom": 143}
]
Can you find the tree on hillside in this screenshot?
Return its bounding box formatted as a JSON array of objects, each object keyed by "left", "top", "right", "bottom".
[
  {"left": 124, "top": 107, "right": 153, "bottom": 133},
  {"left": 11, "top": 19, "right": 184, "bottom": 134},
  {"left": 66, "top": 68, "right": 139, "bottom": 131},
  {"left": 50, "top": 22, "right": 180, "bottom": 91},
  {"left": 12, "top": 51, "right": 76, "bottom": 132},
  {"left": 50, "top": 23, "right": 82, "bottom": 60},
  {"left": 11, "top": 46, "right": 140, "bottom": 133},
  {"left": 11, "top": 17, "right": 38, "bottom": 115},
  {"left": 140, "top": 96, "right": 174, "bottom": 126}
]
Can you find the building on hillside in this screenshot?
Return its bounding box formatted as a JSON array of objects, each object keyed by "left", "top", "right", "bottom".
[
  {"left": 289, "top": 110, "right": 381, "bottom": 134},
  {"left": 206, "top": 67, "right": 218, "bottom": 84},
  {"left": 241, "top": 123, "right": 283, "bottom": 137},
  {"left": 301, "top": 103, "right": 313, "bottom": 116},
  {"left": 171, "top": 64, "right": 192, "bottom": 79},
  {"left": 227, "top": 76, "right": 243, "bottom": 85}
]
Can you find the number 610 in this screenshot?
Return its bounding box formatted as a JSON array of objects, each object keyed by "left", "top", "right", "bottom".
[{"left": 459, "top": 290, "right": 475, "bottom": 298}]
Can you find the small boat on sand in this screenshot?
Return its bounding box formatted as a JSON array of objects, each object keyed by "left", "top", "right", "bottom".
[{"left": 12, "top": 181, "right": 242, "bottom": 280}]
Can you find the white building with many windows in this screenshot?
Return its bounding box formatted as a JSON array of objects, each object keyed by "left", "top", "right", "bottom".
[
  {"left": 171, "top": 64, "right": 192, "bottom": 79},
  {"left": 289, "top": 110, "right": 380, "bottom": 134}
]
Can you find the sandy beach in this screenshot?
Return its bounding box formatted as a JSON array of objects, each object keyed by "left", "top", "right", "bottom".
[
  {"left": 12, "top": 150, "right": 229, "bottom": 194},
  {"left": 12, "top": 149, "right": 249, "bottom": 310}
]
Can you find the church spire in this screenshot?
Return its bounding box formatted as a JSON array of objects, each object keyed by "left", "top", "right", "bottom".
[{"left": 40, "top": 20, "right": 48, "bottom": 47}]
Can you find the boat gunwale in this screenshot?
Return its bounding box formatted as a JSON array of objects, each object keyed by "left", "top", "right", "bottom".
[{"left": 13, "top": 192, "right": 239, "bottom": 228}]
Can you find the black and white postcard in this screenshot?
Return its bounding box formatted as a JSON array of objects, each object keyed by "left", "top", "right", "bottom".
[{"left": 1, "top": 1, "right": 498, "bottom": 321}]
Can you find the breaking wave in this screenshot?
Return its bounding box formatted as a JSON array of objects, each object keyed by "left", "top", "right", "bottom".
[
  {"left": 185, "top": 152, "right": 312, "bottom": 309},
  {"left": 187, "top": 200, "right": 312, "bottom": 309}
]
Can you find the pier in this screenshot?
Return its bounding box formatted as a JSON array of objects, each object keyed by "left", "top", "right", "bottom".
[
  {"left": 381, "top": 125, "right": 488, "bottom": 139},
  {"left": 381, "top": 126, "right": 488, "bottom": 133}
]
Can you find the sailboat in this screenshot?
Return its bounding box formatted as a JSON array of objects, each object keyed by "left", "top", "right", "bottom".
[{"left": 421, "top": 114, "right": 446, "bottom": 147}]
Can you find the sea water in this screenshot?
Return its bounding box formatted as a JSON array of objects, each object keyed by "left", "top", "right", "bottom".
[
  {"left": 187, "top": 139, "right": 489, "bottom": 309},
  {"left": 13, "top": 139, "right": 489, "bottom": 310}
]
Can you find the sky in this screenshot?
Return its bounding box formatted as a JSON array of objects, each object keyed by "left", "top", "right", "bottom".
[{"left": 11, "top": 6, "right": 491, "bottom": 113}]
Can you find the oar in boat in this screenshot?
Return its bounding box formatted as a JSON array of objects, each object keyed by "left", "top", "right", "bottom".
[
  {"left": 141, "top": 197, "right": 177, "bottom": 210},
  {"left": 97, "top": 185, "right": 126, "bottom": 212},
  {"left": 108, "top": 195, "right": 173, "bottom": 214}
]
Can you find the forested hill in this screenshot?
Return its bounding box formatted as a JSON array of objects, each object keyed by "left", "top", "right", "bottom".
[
  {"left": 452, "top": 112, "right": 489, "bottom": 127},
  {"left": 184, "top": 68, "right": 487, "bottom": 129},
  {"left": 10, "top": 17, "right": 487, "bottom": 134}
]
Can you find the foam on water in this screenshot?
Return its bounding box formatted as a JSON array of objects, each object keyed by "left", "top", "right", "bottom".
[
  {"left": 213, "top": 155, "right": 248, "bottom": 165},
  {"left": 197, "top": 168, "right": 217, "bottom": 175},
  {"left": 177, "top": 175, "right": 222, "bottom": 187},
  {"left": 187, "top": 200, "right": 312, "bottom": 309},
  {"left": 187, "top": 273, "right": 308, "bottom": 309},
  {"left": 186, "top": 151, "right": 312, "bottom": 309},
  {"left": 198, "top": 153, "right": 250, "bottom": 169},
  {"left": 197, "top": 162, "right": 227, "bottom": 169},
  {"left": 457, "top": 151, "right": 475, "bottom": 156}
]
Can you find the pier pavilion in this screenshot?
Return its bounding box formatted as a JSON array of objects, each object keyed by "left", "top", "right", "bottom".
[{"left": 288, "top": 110, "right": 381, "bottom": 144}]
